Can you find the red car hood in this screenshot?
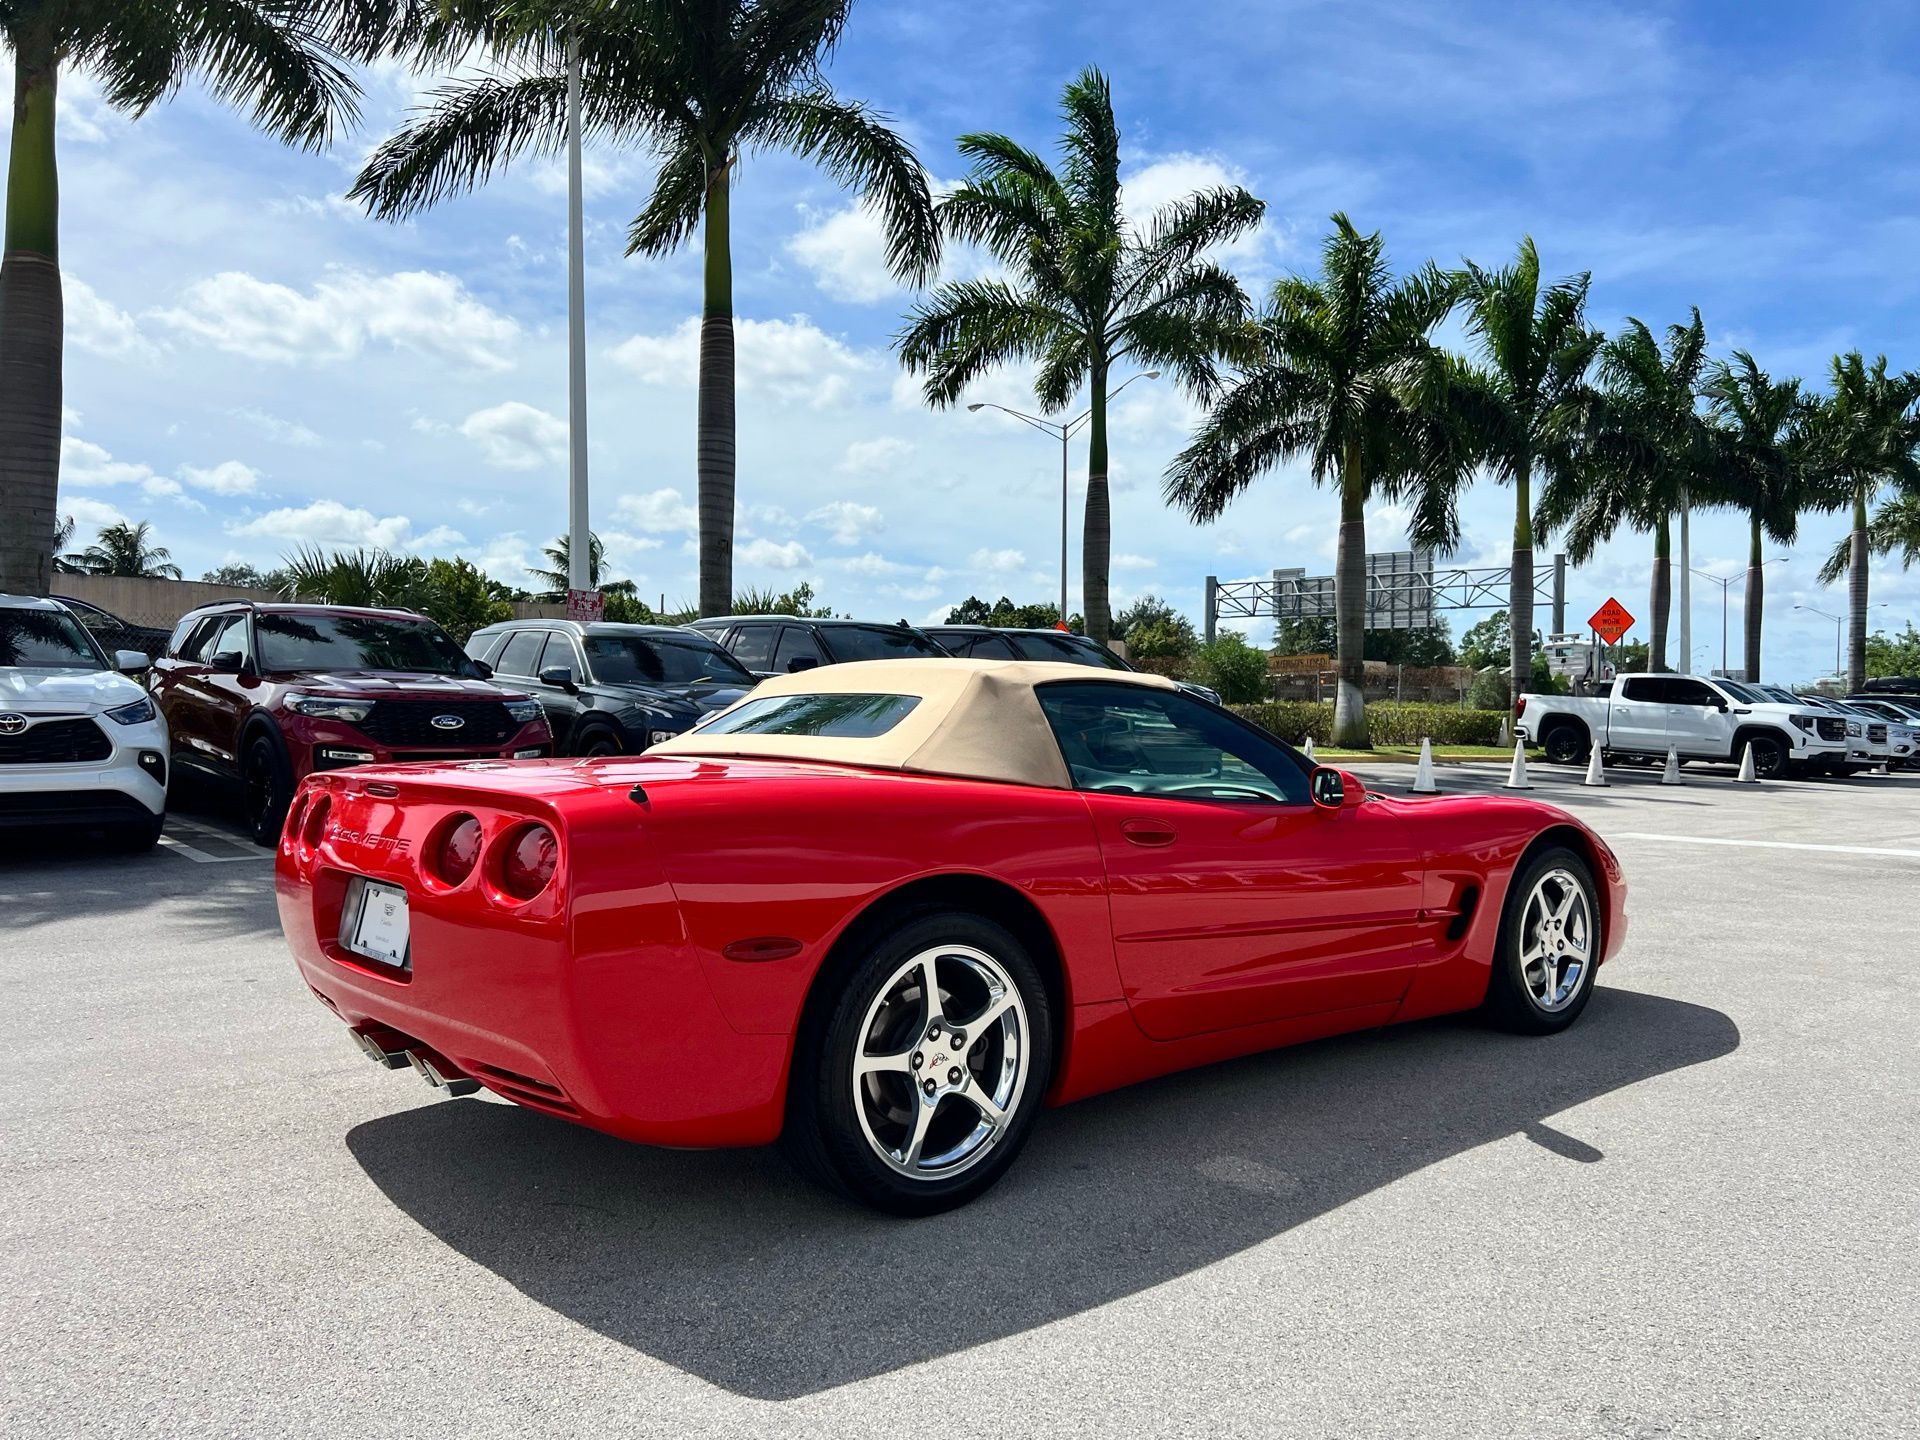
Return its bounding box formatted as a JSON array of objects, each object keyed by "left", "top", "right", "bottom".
[{"left": 280, "top": 671, "right": 531, "bottom": 702}]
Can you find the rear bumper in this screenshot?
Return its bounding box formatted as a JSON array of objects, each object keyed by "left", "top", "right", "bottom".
[{"left": 276, "top": 774, "right": 788, "bottom": 1147}]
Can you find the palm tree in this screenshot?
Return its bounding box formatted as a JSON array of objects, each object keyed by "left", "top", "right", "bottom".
[
  {"left": 898, "top": 67, "right": 1262, "bottom": 643},
  {"left": 1799, "top": 353, "right": 1920, "bottom": 692},
  {"left": 527, "top": 531, "right": 637, "bottom": 601},
  {"left": 1537, "top": 311, "right": 1714, "bottom": 673},
  {"left": 353, "top": 0, "right": 939, "bottom": 620},
  {"left": 74, "top": 521, "right": 182, "bottom": 579},
  {"left": 1163, "top": 215, "right": 1464, "bottom": 746},
  {"left": 1442, "top": 238, "right": 1601, "bottom": 702},
  {"left": 1818, "top": 492, "right": 1920, "bottom": 589},
  {"left": 0, "top": 1, "right": 366, "bottom": 597},
  {"left": 51, "top": 513, "right": 84, "bottom": 573},
  {"left": 277, "top": 546, "right": 427, "bottom": 607},
  {"left": 1701, "top": 352, "right": 1819, "bottom": 683}
]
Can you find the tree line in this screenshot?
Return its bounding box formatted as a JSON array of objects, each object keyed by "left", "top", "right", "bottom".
[{"left": 4, "top": 5, "right": 1917, "bottom": 751}]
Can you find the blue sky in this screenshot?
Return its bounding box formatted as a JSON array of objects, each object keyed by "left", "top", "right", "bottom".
[{"left": 19, "top": 0, "right": 1920, "bottom": 680}]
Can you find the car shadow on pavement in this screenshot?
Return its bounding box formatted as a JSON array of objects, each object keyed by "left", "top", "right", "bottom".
[
  {"left": 346, "top": 985, "right": 1737, "bottom": 1401},
  {"left": 0, "top": 832, "right": 278, "bottom": 937}
]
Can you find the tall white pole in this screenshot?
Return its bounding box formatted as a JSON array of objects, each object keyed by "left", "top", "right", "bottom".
[
  {"left": 1677, "top": 488, "right": 1691, "bottom": 674},
  {"left": 564, "top": 30, "right": 591, "bottom": 597},
  {"left": 1059, "top": 428, "right": 1068, "bottom": 624}
]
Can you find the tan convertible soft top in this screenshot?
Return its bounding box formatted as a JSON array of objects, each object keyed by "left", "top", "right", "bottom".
[{"left": 648, "top": 658, "right": 1177, "bottom": 788}]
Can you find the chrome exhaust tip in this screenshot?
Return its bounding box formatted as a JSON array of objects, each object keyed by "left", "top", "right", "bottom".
[
  {"left": 351, "top": 1029, "right": 411, "bottom": 1070},
  {"left": 406, "top": 1049, "right": 481, "bottom": 1098}
]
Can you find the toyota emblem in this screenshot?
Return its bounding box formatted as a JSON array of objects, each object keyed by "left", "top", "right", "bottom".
[
  {"left": 0, "top": 713, "right": 26, "bottom": 736},
  {"left": 430, "top": 713, "right": 466, "bottom": 731}
]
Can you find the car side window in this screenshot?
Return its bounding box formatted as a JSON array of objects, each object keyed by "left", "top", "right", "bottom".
[
  {"left": 543, "top": 636, "right": 583, "bottom": 681},
  {"left": 1666, "top": 679, "right": 1717, "bottom": 708},
  {"left": 1620, "top": 677, "right": 1665, "bottom": 703},
  {"left": 731, "top": 625, "right": 776, "bottom": 671},
  {"left": 176, "top": 614, "right": 231, "bottom": 664},
  {"left": 1035, "top": 681, "right": 1311, "bottom": 804},
  {"left": 494, "top": 630, "right": 546, "bottom": 678},
  {"left": 465, "top": 632, "right": 506, "bottom": 667},
  {"left": 964, "top": 634, "right": 1018, "bottom": 659},
  {"left": 772, "top": 626, "right": 826, "bottom": 673},
  {"left": 209, "top": 614, "right": 253, "bottom": 665}
]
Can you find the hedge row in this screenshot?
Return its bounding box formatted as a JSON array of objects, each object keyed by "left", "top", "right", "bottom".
[{"left": 1230, "top": 701, "right": 1506, "bottom": 747}]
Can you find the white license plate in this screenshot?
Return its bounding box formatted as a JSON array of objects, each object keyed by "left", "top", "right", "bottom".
[{"left": 344, "top": 879, "right": 410, "bottom": 968}]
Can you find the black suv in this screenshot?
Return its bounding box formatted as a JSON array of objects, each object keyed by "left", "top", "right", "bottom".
[
  {"left": 466, "top": 620, "right": 757, "bottom": 755},
  {"left": 687, "top": 615, "right": 948, "bottom": 679},
  {"left": 925, "top": 624, "right": 1223, "bottom": 705}
]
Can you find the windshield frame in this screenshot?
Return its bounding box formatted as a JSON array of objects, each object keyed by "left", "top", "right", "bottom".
[{"left": 0, "top": 606, "right": 112, "bottom": 671}]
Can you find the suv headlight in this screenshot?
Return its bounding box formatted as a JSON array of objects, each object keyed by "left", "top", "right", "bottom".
[
  {"left": 1847, "top": 720, "right": 1862, "bottom": 737},
  {"left": 505, "top": 698, "right": 543, "bottom": 723},
  {"left": 288, "top": 695, "right": 372, "bottom": 722},
  {"left": 103, "top": 696, "right": 156, "bottom": 726}
]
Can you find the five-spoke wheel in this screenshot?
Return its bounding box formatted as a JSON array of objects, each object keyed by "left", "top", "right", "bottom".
[{"left": 1485, "top": 846, "right": 1601, "bottom": 1034}]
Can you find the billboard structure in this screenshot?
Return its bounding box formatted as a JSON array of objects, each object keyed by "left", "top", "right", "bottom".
[{"left": 1204, "top": 550, "right": 1567, "bottom": 643}]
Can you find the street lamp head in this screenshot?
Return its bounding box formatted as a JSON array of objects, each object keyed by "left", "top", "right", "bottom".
[
  {"left": 966, "top": 403, "right": 986, "bottom": 412},
  {"left": 1143, "top": 370, "right": 1161, "bottom": 380}
]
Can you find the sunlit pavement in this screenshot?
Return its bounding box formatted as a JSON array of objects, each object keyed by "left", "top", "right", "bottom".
[{"left": 3, "top": 770, "right": 1915, "bottom": 1437}]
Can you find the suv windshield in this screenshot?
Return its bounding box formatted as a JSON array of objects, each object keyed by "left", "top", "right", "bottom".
[
  {"left": 1716, "top": 681, "right": 1767, "bottom": 703},
  {"left": 586, "top": 633, "right": 753, "bottom": 687},
  {"left": 255, "top": 612, "right": 469, "bottom": 674},
  {"left": 824, "top": 625, "right": 947, "bottom": 662},
  {"left": 0, "top": 608, "right": 107, "bottom": 669}
]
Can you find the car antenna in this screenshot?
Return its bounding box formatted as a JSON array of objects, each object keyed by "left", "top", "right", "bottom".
[{"left": 628, "top": 783, "right": 648, "bottom": 805}]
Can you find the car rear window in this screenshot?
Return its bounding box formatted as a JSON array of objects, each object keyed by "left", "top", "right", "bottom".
[{"left": 700, "top": 693, "right": 920, "bottom": 738}]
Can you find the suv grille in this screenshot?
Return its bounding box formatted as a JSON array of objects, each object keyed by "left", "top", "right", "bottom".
[
  {"left": 355, "top": 700, "right": 515, "bottom": 749},
  {"left": 1816, "top": 716, "right": 1847, "bottom": 742},
  {"left": 1866, "top": 723, "right": 1888, "bottom": 744},
  {"left": 0, "top": 716, "right": 111, "bottom": 765}
]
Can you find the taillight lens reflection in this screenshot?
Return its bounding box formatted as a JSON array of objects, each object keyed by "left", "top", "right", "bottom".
[
  {"left": 435, "top": 816, "right": 483, "bottom": 886},
  {"left": 500, "top": 824, "right": 558, "bottom": 900}
]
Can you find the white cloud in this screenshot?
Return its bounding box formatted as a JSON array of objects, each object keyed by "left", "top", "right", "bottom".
[
  {"left": 458, "top": 401, "right": 568, "bottom": 471},
  {"left": 61, "top": 437, "right": 156, "bottom": 489},
  {"left": 1121, "top": 152, "right": 1277, "bottom": 272},
  {"left": 153, "top": 268, "right": 519, "bottom": 372},
  {"left": 181, "top": 461, "right": 261, "bottom": 496},
  {"left": 230, "top": 407, "right": 320, "bottom": 447},
  {"left": 1114, "top": 553, "right": 1158, "bottom": 571},
  {"left": 610, "top": 315, "right": 872, "bottom": 407},
  {"left": 64, "top": 496, "right": 130, "bottom": 533},
  {"left": 615, "top": 488, "right": 698, "bottom": 533},
  {"left": 230, "top": 500, "right": 413, "bottom": 549},
  {"left": 837, "top": 436, "right": 915, "bottom": 476},
  {"left": 806, "top": 499, "right": 885, "bottom": 545},
  {"left": 412, "top": 525, "right": 467, "bottom": 550},
  {"left": 971, "top": 546, "right": 1028, "bottom": 575},
  {"left": 66, "top": 277, "right": 156, "bottom": 361},
  {"left": 788, "top": 204, "right": 904, "bottom": 305},
  {"left": 834, "top": 551, "right": 911, "bottom": 577},
  {"left": 738, "top": 538, "right": 812, "bottom": 570}
]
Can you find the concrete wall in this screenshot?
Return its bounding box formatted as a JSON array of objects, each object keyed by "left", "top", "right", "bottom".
[{"left": 52, "top": 575, "right": 282, "bottom": 629}]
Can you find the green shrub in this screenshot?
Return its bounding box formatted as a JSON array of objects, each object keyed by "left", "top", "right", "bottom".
[
  {"left": 1467, "top": 668, "right": 1510, "bottom": 710},
  {"left": 1231, "top": 700, "right": 1503, "bottom": 747},
  {"left": 1192, "top": 631, "right": 1269, "bottom": 703}
]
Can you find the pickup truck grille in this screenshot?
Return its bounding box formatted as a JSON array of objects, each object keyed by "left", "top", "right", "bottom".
[
  {"left": 0, "top": 716, "right": 111, "bottom": 765},
  {"left": 1816, "top": 716, "right": 1847, "bottom": 742},
  {"left": 355, "top": 700, "right": 515, "bottom": 748},
  {"left": 1866, "top": 723, "right": 1888, "bottom": 744}
]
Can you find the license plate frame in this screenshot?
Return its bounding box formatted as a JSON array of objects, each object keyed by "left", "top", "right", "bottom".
[{"left": 342, "top": 878, "right": 411, "bottom": 970}]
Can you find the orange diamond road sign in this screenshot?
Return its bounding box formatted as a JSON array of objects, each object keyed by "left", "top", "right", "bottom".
[{"left": 1588, "top": 598, "right": 1634, "bottom": 645}]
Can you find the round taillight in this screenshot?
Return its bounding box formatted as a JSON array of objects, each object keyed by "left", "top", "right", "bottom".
[
  {"left": 500, "top": 823, "right": 558, "bottom": 900},
  {"left": 301, "top": 793, "right": 331, "bottom": 849},
  {"left": 435, "top": 816, "right": 483, "bottom": 886},
  {"left": 283, "top": 792, "right": 309, "bottom": 843}
]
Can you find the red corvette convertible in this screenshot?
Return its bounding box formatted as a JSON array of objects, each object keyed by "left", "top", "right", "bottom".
[{"left": 279, "top": 660, "right": 1626, "bottom": 1213}]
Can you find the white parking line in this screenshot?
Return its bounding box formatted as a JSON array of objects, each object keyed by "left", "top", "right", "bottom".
[
  {"left": 1612, "top": 832, "right": 1920, "bottom": 860},
  {"left": 157, "top": 835, "right": 267, "bottom": 864}
]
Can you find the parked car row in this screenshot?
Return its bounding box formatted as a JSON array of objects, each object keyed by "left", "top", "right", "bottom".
[{"left": 1516, "top": 672, "right": 1920, "bottom": 777}]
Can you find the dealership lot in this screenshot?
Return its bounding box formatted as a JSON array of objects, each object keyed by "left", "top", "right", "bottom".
[{"left": 3, "top": 770, "right": 1916, "bottom": 1438}]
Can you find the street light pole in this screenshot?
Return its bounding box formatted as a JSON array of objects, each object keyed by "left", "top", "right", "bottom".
[
  {"left": 968, "top": 371, "right": 1159, "bottom": 626},
  {"left": 564, "top": 29, "right": 591, "bottom": 601},
  {"left": 1690, "top": 558, "right": 1788, "bottom": 677},
  {"left": 1796, "top": 601, "right": 1888, "bottom": 683}
]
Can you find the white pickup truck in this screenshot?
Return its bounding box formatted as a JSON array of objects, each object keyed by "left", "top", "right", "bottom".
[{"left": 1515, "top": 673, "right": 1853, "bottom": 778}]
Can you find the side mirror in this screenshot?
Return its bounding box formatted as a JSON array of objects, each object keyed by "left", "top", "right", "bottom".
[
  {"left": 786, "top": 656, "right": 820, "bottom": 674},
  {"left": 1309, "top": 765, "right": 1345, "bottom": 810},
  {"left": 208, "top": 650, "right": 245, "bottom": 674},
  {"left": 538, "top": 665, "right": 578, "bottom": 693},
  {"left": 466, "top": 659, "right": 494, "bottom": 680},
  {"left": 114, "top": 649, "right": 147, "bottom": 673}
]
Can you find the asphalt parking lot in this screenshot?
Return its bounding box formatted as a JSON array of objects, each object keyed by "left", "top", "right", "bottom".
[{"left": 4, "top": 765, "right": 1917, "bottom": 1438}]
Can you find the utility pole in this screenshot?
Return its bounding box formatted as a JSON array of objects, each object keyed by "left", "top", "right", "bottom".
[{"left": 564, "top": 30, "right": 593, "bottom": 604}]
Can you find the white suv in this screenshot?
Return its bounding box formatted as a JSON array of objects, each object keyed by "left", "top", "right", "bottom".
[{"left": 1, "top": 594, "right": 169, "bottom": 848}]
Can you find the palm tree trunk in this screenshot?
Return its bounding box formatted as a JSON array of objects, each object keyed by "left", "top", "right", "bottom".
[
  {"left": 695, "top": 161, "right": 735, "bottom": 618},
  {"left": 1847, "top": 482, "right": 1868, "bottom": 692},
  {"left": 1332, "top": 441, "right": 1368, "bottom": 748},
  {"left": 1081, "top": 361, "right": 1111, "bottom": 642},
  {"left": 0, "top": 46, "right": 63, "bottom": 598},
  {"left": 1743, "top": 512, "right": 1764, "bottom": 683},
  {"left": 1648, "top": 512, "right": 1671, "bottom": 673},
  {"left": 1508, "top": 461, "right": 1533, "bottom": 703}
]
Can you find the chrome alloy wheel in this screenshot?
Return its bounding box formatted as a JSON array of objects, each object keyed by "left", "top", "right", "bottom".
[
  {"left": 851, "top": 943, "right": 1031, "bottom": 1181},
  {"left": 1520, "top": 867, "right": 1594, "bottom": 1013}
]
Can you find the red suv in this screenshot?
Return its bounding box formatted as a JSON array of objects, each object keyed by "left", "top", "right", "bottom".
[{"left": 149, "top": 602, "right": 551, "bottom": 843}]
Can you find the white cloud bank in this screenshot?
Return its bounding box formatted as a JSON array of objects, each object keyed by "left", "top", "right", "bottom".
[
  {"left": 609, "top": 315, "right": 872, "bottom": 407},
  {"left": 458, "top": 401, "right": 567, "bottom": 471}
]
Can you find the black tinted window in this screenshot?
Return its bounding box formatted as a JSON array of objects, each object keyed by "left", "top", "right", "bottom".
[
  {"left": 493, "top": 631, "right": 547, "bottom": 677},
  {"left": 255, "top": 613, "right": 469, "bottom": 674},
  {"left": 1036, "top": 682, "right": 1310, "bottom": 804},
  {"left": 730, "top": 625, "right": 776, "bottom": 670},
  {"left": 465, "top": 632, "right": 506, "bottom": 666},
  {"left": 773, "top": 626, "right": 826, "bottom": 673},
  {"left": 1620, "top": 677, "right": 1665, "bottom": 703},
  {"left": 821, "top": 625, "right": 945, "bottom": 662},
  {"left": 1008, "top": 632, "right": 1128, "bottom": 668},
  {"left": 1665, "top": 679, "right": 1718, "bottom": 707},
  {"left": 584, "top": 633, "right": 752, "bottom": 686},
  {"left": 964, "top": 634, "right": 1018, "bottom": 659},
  {"left": 0, "top": 609, "right": 106, "bottom": 669}
]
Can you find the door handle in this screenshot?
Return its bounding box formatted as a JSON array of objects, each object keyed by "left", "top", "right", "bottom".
[{"left": 1119, "top": 818, "right": 1177, "bottom": 847}]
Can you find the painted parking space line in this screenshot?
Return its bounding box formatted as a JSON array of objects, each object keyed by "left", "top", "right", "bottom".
[
  {"left": 158, "top": 816, "right": 268, "bottom": 864},
  {"left": 157, "top": 835, "right": 267, "bottom": 864},
  {"left": 1612, "top": 832, "right": 1920, "bottom": 860}
]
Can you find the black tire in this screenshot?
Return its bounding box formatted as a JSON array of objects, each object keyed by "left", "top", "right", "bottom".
[
  {"left": 1741, "top": 732, "right": 1788, "bottom": 779},
  {"left": 242, "top": 731, "right": 294, "bottom": 847},
  {"left": 783, "top": 909, "right": 1054, "bottom": 1216},
  {"left": 1542, "top": 722, "right": 1589, "bottom": 767},
  {"left": 574, "top": 725, "right": 623, "bottom": 758},
  {"left": 1483, "top": 845, "right": 1601, "bottom": 1036}
]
